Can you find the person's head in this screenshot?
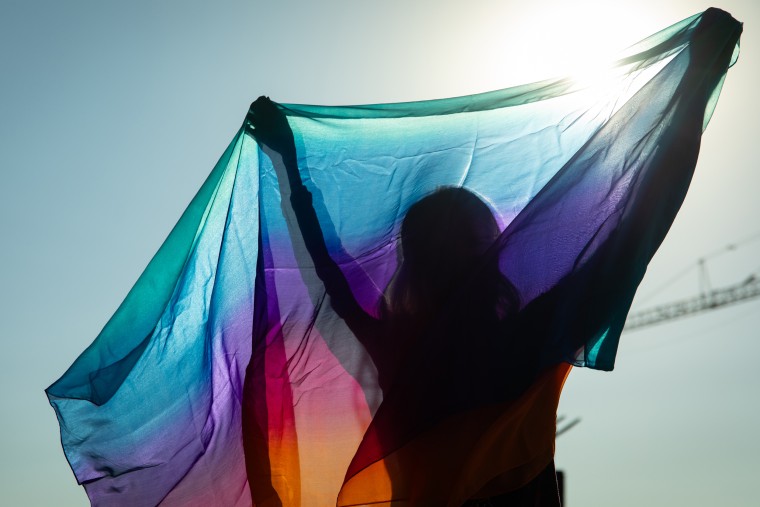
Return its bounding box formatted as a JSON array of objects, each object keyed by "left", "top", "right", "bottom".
[{"left": 382, "top": 187, "right": 519, "bottom": 320}]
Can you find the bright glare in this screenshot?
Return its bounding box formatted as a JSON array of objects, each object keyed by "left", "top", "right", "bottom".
[
  {"left": 484, "top": 2, "right": 656, "bottom": 87},
  {"left": 569, "top": 61, "right": 623, "bottom": 94}
]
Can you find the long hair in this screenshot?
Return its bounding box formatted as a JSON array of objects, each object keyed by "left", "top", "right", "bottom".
[{"left": 380, "top": 187, "right": 520, "bottom": 323}]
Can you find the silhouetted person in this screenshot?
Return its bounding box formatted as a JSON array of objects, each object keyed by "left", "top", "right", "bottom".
[
  {"left": 248, "top": 97, "right": 562, "bottom": 505},
  {"left": 244, "top": 8, "right": 740, "bottom": 505}
]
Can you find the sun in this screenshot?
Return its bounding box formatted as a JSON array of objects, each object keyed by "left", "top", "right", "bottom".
[{"left": 485, "top": 1, "right": 663, "bottom": 88}]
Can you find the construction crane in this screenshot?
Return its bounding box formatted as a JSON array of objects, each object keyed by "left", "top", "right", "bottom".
[
  {"left": 624, "top": 273, "right": 760, "bottom": 330},
  {"left": 558, "top": 233, "right": 760, "bottom": 504},
  {"left": 623, "top": 232, "right": 760, "bottom": 330}
]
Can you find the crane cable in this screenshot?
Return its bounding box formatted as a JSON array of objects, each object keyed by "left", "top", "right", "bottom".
[{"left": 635, "top": 230, "right": 760, "bottom": 305}]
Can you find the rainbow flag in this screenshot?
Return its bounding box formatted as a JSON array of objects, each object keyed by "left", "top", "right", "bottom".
[{"left": 47, "top": 9, "right": 741, "bottom": 506}]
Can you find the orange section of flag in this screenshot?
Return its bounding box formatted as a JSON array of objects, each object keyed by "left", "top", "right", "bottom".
[{"left": 338, "top": 363, "right": 572, "bottom": 506}]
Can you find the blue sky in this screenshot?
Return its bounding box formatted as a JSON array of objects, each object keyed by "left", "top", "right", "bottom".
[{"left": 1, "top": 1, "right": 758, "bottom": 505}]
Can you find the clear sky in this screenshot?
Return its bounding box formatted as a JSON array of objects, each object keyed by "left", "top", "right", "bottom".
[{"left": 1, "top": 1, "right": 758, "bottom": 505}]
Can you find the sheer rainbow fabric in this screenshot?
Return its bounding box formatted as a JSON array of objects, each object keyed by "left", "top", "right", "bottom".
[{"left": 47, "top": 9, "right": 741, "bottom": 506}]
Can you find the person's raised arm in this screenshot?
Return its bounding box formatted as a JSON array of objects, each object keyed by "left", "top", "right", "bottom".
[
  {"left": 515, "top": 9, "right": 742, "bottom": 367},
  {"left": 247, "top": 97, "right": 382, "bottom": 356},
  {"left": 609, "top": 8, "right": 741, "bottom": 268}
]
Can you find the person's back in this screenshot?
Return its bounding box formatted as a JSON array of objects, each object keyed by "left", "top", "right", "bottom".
[{"left": 249, "top": 99, "right": 563, "bottom": 504}]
